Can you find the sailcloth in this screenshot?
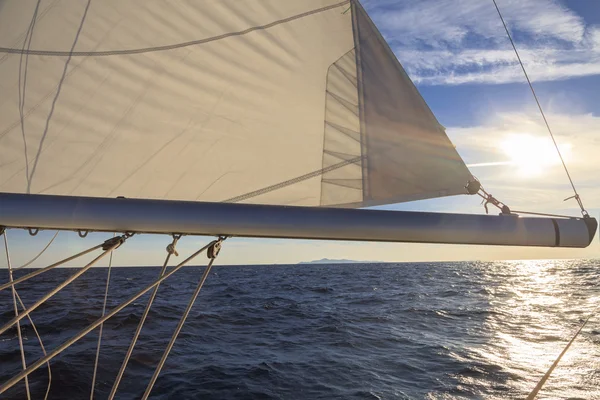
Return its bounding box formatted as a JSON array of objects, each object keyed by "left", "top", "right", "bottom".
[{"left": 0, "top": 0, "right": 473, "bottom": 207}]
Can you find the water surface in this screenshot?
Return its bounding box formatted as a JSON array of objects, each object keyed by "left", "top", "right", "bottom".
[{"left": 1, "top": 260, "right": 598, "bottom": 399}]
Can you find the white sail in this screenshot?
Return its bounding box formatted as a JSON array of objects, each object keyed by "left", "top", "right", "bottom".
[
  {"left": 0, "top": 0, "right": 473, "bottom": 207},
  {"left": 0, "top": 2, "right": 596, "bottom": 397}
]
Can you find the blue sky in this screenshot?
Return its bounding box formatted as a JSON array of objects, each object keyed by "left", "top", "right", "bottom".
[
  {"left": 3, "top": 0, "right": 600, "bottom": 267},
  {"left": 367, "top": 0, "right": 600, "bottom": 260},
  {"left": 370, "top": 0, "right": 600, "bottom": 212}
]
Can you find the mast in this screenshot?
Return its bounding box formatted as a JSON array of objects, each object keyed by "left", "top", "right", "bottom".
[{"left": 0, "top": 193, "right": 595, "bottom": 248}]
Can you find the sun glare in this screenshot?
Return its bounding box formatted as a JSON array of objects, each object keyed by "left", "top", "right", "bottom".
[{"left": 501, "top": 133, "right": 572, "bottom": 177}]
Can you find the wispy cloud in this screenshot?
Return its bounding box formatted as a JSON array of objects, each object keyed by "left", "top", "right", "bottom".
[
  {"left": 447, "top": 111, "right": 600, "bottom": 211},
  {"left": 363, "top": 0, "right": 600, "bottom": 85}
]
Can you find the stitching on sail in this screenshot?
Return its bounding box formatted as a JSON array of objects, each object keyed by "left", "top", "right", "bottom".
[{"left": 0, "top": 1, "right": 351, "bottom": 57}]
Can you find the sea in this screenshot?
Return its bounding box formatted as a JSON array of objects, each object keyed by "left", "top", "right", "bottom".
[{"left": 1, "top": 260, "right": 599, "bottom": 399}]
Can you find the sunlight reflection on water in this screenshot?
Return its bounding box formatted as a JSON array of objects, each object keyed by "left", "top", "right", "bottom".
[
  {"left": 0, "top": 259, "right": 597, "bottom": 399},
  {"left": 453, "top": 259, "right": 599, "bottom": 399}
]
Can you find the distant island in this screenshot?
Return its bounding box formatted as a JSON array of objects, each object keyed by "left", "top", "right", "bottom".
[{"left": 298, "top": 258, "right": 374, "bottom": 265}]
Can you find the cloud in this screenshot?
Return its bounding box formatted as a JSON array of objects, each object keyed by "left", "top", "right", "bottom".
[
  {"left": 362, "top": 0, "right": 600, "bottom": 85},
  {"left": 397, "top": 47, "right": 600, "bottom": 85},
  {"left": 447, "top": 111, "right": 600, "bottom": 211},
  {"left": 366, "top": 0, "right": 584, "bottom": 45}
]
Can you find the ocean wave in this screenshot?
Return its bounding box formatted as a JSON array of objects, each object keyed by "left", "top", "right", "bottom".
[{"left": 0, "top": 260, "right": 598, "bottom": 399}]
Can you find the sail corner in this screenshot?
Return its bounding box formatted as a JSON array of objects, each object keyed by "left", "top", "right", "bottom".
[{"left": 465, "top": 179, "right": 481, "bottom": 195}]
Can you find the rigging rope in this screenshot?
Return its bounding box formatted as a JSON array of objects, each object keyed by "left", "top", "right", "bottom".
[
  {"left": 90, "top": 233, "right": 116, "bottom": 400},
  {"left": 526, "top": 305, "right": 598, "bottom": 399},
  {"left": 107, "top": 234, "right": 181, "bottom": 400},
  {"left": 491, "top": 3, "right": 595, "bottom": 391},
  {"left": 491, "top": 0, "right": 588, "bottom": 217},
  {"left": 142, "top": 237, "right": 225, "bottom": 400},
  {"left": 0, "top": 238, "right": 219, "bottom": 396},
  {"left": 15, "top": 231, "right": 59, "bottom": 271},
  {"left": 476, "top": 187, "right": 511, "bottom": 215},
  {"left": 0, "top": 235, "right": 127, "bottom": 336},
  {"left": 0, "top": 240, "right": 106, "bottom": 292},
  {"left": 2, "top": 229, "right": 52, "bottom": 399},
  {"left": 14, "top": 290, "right": 52, "bottom": 400},
  {"left": 3, "top": 231, "right": 31, "bottom": 400}
]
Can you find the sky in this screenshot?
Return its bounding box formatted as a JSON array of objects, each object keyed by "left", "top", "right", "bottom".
[{"left": 2, "top": 0, "right": 600, "bottom": 267}]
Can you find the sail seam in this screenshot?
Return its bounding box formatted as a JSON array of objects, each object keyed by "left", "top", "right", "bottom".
[{"left": 0, "top": 1, "right": 350, "bottom": 57}]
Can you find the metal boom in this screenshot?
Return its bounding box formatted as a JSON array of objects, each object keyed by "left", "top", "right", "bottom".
[{"left": 0, "top": 193, "right": 596, "bottom": 248}]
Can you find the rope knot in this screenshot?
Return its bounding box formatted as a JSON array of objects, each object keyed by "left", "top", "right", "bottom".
[
  {"left": 166, "top": 234, "right": 181, "bottom": 256},
  {"left": 166, "top": 243, "right": 178, "bottom": 256}
]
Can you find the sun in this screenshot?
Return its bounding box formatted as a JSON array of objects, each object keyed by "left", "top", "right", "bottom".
[{"left": 501, "top": 133, "right": 572, "bottom": 177}]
